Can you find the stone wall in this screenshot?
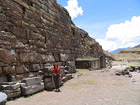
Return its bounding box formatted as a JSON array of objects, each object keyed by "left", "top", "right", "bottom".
[{"left": 0, "top": 0, "right": 103, "bottom": 82}]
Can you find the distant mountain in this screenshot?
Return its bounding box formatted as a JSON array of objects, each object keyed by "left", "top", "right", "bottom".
[
  {"left": 133, "top": 44, "right": 140, "bottom": 48},
  {"left": 110, "top": 47, "right": 131, "bottom": 54}
]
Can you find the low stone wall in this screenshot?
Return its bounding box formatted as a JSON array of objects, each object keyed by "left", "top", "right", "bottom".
[{"left": 0, "top": 67, "right": 73, "bottom": 99}]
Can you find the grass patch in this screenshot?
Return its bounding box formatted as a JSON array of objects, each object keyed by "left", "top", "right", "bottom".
[
  {"left": 119, "top": 61, "right": 140, "bottom": 67},
  {"left": 113, "top": 82, "right": 125, "bottom": 86},
  {"left": 114, "top": 53, "right": 140, "bottom": 61},
  {"left": 76, "top": 69, "right": 90, "bottom": 75},
  {"left": 133, "top": 89, "right": 140, "bottom": 92}
]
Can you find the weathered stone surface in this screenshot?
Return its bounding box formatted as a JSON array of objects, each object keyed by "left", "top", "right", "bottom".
[
  {"left": 30, "top": 64, "right": 42, "bottom": 72},
  {"left": 0, "top": 92, "right": 7, "bottom": 105},
  {"left": 0, "top": 82, "right": 16, "bottom": 85},
  {"left": 15, "top": 65, "right": 29, "bottom": 74},
  {"left": 46, "top": 55, "right": 55, "bottom": 62},
  {"left": 19, "top": 53, "right": 38, "bottom": 63},
  {"left": 66, "top": 74, "right": 73, "bottom": 80},
  {"left": 19, "top": 83, "right": 26, "bottom": 88},
  {"left": 62, "top": 77, "right": 68, "bottom": 83},
  {"left": 0, "top": 76, "right": 7, "bottom": 82},
  {"left": 0, "top": 85, "right": 11, "bottom": 90},
  {"left": 44, "top": 82, "right": 55, "bottom": 90},
  {"left": 66, "top": 61, "right": 76, "bottom": 73},
  {"left": 0, "top": 62, "right": 5, "bottom": 67},
  {"left": 3, "top": 66, "right": 16, "bottom": 75},
  {"left": 0, "top": 49, "right": 17, "bottom": 64},
  {"left": 13, "top": 0, "right": 29, "bottom": 9},
  {"left": 11, "top": 83, "right": 20, "bottom": 90},
  {"left": 0, "top": 14, "right": 7, "bottom": 22},
  {"left": 22, "top": 82, "right": 44, "bottom": 95},
  {"left": 15, "top": 74, "right": 29, "bottom": 80},
  {"left": 21, "top": 77, "right": 42, "bottom": 86},
  {"left": 0, "top": 67, "right": 3, "bottom": 75},
  {"left": 44, "top": 78, "right": 52, "bottom": 83},
  {"left": 2, "top": 88, "right": 21, "bottom": 94},
  {"left": 30, "top": 32, "right": 45, "bottom": 42},
  {"left": 7, "top": 91, "right": 21, "bottom": 99},
  {"left": 60, "top": 54, "right": 69, "bottom": 62}
]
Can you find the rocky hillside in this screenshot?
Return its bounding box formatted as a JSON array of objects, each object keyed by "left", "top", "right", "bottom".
[
  {"left": 0, "top": 0, "right": 104, "bottom": 82},
  {"left": 134, "top": 44, "right": 140, "bottom": 48}
]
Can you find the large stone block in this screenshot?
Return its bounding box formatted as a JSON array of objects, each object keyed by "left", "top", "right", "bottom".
[
  {"left": 15, "top": 65, "right": 29, "bottom": 74},
  {"left": 9, "top": 18, "right": 22, "bottom": 27},
  {"left": 19, "top": 53, "right": 38, "bottom": 63},
  {"left": 11, "top": 83, "right": 20, "bottom": 90},
  {"left": 44, "top": 78, "right": 52, "bottom": 83},
  {"left": 2, "top": 88, "right": 21, "bottom": 94},
  {"left": 30, "top": 32, "right": 45, "bottom": 42},
  {"left": 19, "top": 83, "right": 26, "bottom": 88},
  {"left": 3, "top": 66, "right": 16, "bottom": 75},
  {"left": 0, "top": 76, "right": 7, "bottom": 82},
  {"left": 45, "top": 55, "right": 55, "bottom": 62},
  {"left": 12, "top": 27, "right": 26, "bottom": 38},
  {"left": 60, "top": 54, "right": 69, "bottom": 62},
  {"left": 0, "top": 49, "right": 17, "bottom": 64},
  {"left": 66, "top": 74, "right": 73, "bottom": 80},
  {"left": 44, "top": 82, "right": 55, "bottom": 90},
  {"left": 7, "top": 91, "right": 21, "bottom": 99},
  {"left": 30, "top": 64, "right": 43, "bottom": 72},
  {"left": 9, "top": 10, "right": 22, "bottom": 20},
  {"left": 22, "top": 82, "right": 44, "bottom": 95},
  {"left": 15, "top": 74, "right": 29, "bottom": 80},
  {"left": 21, "top": 77, "right": 42, "bottom": 86},
  {"left": 13, "top": 0, "right": 29, "bottom": 9},
  {"left": 67, "top": 61, "right": 76, "bottom": 73}
]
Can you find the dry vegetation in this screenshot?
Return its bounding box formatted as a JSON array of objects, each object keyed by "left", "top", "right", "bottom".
[
  {"left": 116, "top": 61, "right": 140, "bottom": 67},
  {"left": 114, "top": 48, "right": 140, "bottom": 60}
]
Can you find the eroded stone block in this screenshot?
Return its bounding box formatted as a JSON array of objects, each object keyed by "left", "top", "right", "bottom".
[
  {"left": 22, "top": 82, "right": 44, "bottom": 95},
  {"left": 21, "top": 77, "right": 42, "bottom": 86}
]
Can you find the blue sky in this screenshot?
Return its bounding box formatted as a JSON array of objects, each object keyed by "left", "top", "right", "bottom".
[{"left": 57, "top": 0, "right": 140, "bottom": 51}]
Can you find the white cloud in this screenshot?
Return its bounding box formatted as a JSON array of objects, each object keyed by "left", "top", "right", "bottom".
[
  {"left": 96, "top": 39, "right": 118, "bottom": 51},
  {"left": 65, "top": 0, "right": 83, "bottom": 19},
  {"left": 97, "top": 16, "right": 140, "bottom": 51}
]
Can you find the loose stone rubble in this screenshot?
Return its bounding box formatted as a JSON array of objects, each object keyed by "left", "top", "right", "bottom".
[{"left": 115, "top": 66, "right": 133, "bottom": 77}]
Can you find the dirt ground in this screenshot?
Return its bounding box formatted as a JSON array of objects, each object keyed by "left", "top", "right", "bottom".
[{"left": 7, "top": 61, "right": 140, "bottom": 105}]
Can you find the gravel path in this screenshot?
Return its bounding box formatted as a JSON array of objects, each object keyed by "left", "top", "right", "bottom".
[{"left": 7, "top": 62, "right": 140, "bottom": 105}]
